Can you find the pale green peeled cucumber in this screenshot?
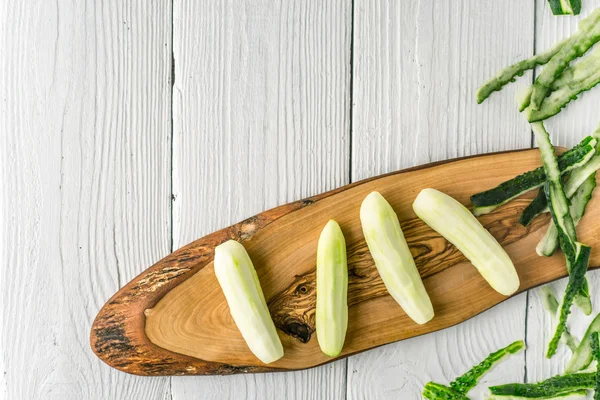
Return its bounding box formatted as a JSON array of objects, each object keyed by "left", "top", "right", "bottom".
[
  {"left": 316, "top": 220, "right": 348, "bottom": 357},
  {"left": 214, "top": 240, "right": 284, "bottom": 364},
  {"left": 360, "top": 191, "right": 434, "bottom": 324},
  {"left": 413, "top": 188, "right": 520, "bottom": 296}
]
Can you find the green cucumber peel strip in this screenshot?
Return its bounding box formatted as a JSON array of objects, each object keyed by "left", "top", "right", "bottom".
[
  {"left": 518, "top": 45, "right": 600, "bottom": 118},
  {"left": 537, "top": 173, "right": 596, "bottom": 257},
  {"left": 489, "top": 373, "right": 595, "bottom": 398},
  {"left": 488, "top": 389, "right": 588, "bottom": 399},
  {"left": 530, "top": 8, "right": 600, "bottom": 110},
  {"left": 591, "top": 332, "right": 600, "bottom": 400},
  {"left": 568, "top": 0, "right": 582, "bottom": 15},
  {"left": 520, "top": 188, "right": 549, "bottom": 227},
  {"left": 533, "top": 123, "right": 592, "bottom": 318},
  {"left": 422, "top": 341, "right": 524, "bottom": 398},
  {"left": 547, "top": 0, "right": 582, "bottom": 16},
  {"left": 476, "top": 39, "right": 566, "bottom": 104},
  {"left": 527, "top": 70, "right": 600, "bottom": 122},
  {"left": 422, "top": 382, "right": 469, "bottom": 400},
  {"left": 548, "top": 0, "right": 569, "bottom": 16},
  {"left": 534, "top": 122, "right": 578, "bottom": 251},
  {"left": 529, "top": 152, "right": 600, "bottom": 240},
  {"left": 527, "top": 49, "right": 600, "bottom": 122},
  {"left": 548, "top": 0, "right": 570, "bottom": 16},
  {"left": 563, "top": 154, "right": 600, "bottom": 199},
  {"left": 541, "top": 286, "right": 580, "bottom": 352},
  {"left": 449, "top": 340, "right": 525, "bottom": 394},
  {"left": 531, "top": 123, "right": 600, "bottom": 246},
  {"left": 566, "top": 313, "right": 600, "bottom": 373},
  {"left": 517, "top": 86, "right": 534, "bottom": 112},
  {"left": 547, "top": 242, "right": 591, "bottom": 358},
  {"left": 522, "top": 152, "right": 600, "bottom": 224},
  {"left": 470, "top": 136, "right": 595, "bottom": 215},
  {"left": 550, "top": 42, "right": 600, "bottom": 89}
]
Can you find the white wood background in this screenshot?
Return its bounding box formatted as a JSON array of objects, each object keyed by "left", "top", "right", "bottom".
[{"left": 2, "top": 0, "right": 600, "bottom": 399}]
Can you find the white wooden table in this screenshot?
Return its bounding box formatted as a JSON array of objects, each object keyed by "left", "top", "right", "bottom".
[{"left": 3, "top": 1, "right": 600, "bottom": 399}]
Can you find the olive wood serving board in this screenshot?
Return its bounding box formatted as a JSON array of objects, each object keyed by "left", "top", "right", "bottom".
[{"left": 90, "top": 148, "right": 600, "bottom": 376}]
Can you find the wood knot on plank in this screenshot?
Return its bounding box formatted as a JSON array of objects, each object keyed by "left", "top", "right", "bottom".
[{"left": 268, "top": 270, "right": 316, "bottom": 343}]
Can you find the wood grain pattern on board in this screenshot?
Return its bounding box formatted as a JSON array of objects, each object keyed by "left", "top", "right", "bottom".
[{"left": 91, "top": 148, "right": 600, "bottom": 376}]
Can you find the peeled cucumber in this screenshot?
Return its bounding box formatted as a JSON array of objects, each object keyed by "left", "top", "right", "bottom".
[
  {"left": 413, "top": 188, "right": 520, "bottom": 296},
  {"left": 360, "top": 191, "right": 434, "bottom": 324},
  {"left": 316, "top": 220, "right": 348, "bottom": 357},
  {"left": 214, "top": 240, "right": 284, "bottom": 364}
]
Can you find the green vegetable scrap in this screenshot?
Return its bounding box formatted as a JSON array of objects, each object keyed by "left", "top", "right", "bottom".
[
  {"left": 519, "top": 138, "right": 598, "bottom": 228},
  {"left": 546, "top": 242, "right": 592, "bottom": 358},
  {"left": 489, "top": 389, "right": 588, "bottom": 399},
  {"left": 470, "top": 136, "right": 596, "bottom": 216},
  {"left": 537, "top": 174, "right": 596, "bottom": 257},
  {"left": 547, "top": 0, "right": 582, "bottom": 16},
  {"left": 532, "top": 122, "right": 592, "bottom": 322},
  {"left": 450, "top": 340, "right": 525, "bottom": 394},
  {"left": 533, "top": 123, "right": 578, "bottom": 251},
  {"left": 536, "top": 123, "right": 600, "bottom": 256},
  {"left": 519, "top": 188, "right": 549, "bottom": 227},
  {"left": 422, "top": 382, "right": 470, "bottom": 400},
  {"left": 530, "top": 9, "right": 600, "bottom": 110},
  {"left": 591, "top": 332, "right": 600, "bottom": 400},
  {"left": 422, "top": 341, "right": 524, "bottom": 399},
  {"left": 489, "top": 373, "right": 595, "bottom": 398},
  {"left": 540, "top": 286, "right": 580, "bottom": 353},
  {"left": 566, "top": 313, "right": 600, "bottom": 373},
  {"left": 476, "top": 39, "right": 566, "bottom": 104},
  {"left": 526, "top": 45, "right": 600, "bottom": 122}
]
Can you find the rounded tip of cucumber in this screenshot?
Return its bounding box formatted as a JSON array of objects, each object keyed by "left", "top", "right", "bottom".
[
  {"left": 319, "top": 346, "right": 343, "bottom": 358},
  {"left": 323, "top": 219, "right": 341, "bottom": 231},
  {"left": 362, "top": 191, "right": 383, "bottom": 203},
  {"left": 494, "top": 278, "right": 520, "bottom": 297},
  {"left": 360, "top": 191, "right": 390, "bottom": 220},
  {"left": 412, "top": 308, "right": 435, "bottom": 325},
  {"left": 215, "top": 239, "right": 244, "bottom": 253},
  {"left": 257, "top": 348, "right": 285, "bottom": 365}
]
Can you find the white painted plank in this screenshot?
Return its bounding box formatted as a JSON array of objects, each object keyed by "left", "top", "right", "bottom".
[
  {"left": 170, "top": 0, "right": 351, "bottom": 399},
  {"left": 349, "top": 1, "right": 534, "bottom": 398},
  {"left": 0, "top": 1, "right": 172, "bottom": 399},
  {"left": 526, "top": 1, "right": 600, "bottom": 393}
]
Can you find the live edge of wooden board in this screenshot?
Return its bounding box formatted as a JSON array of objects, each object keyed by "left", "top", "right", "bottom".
[{"left": 90, "top": 148, "right": 600, "bottom": 377}]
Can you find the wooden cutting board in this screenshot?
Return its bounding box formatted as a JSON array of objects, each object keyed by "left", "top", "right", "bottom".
[{"left": 90, "top": 148, "right": 600, "bottom": 376}]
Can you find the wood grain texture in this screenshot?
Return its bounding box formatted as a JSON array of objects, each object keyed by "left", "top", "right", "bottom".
[
  {"left": 92, "top": 149, "right": 600, "bottom": 376},
  {"left": 170, "top": 0, "right": 350, "bottom": 398},
  {"left": 0, "top": 1, "right": 172, "bottom": 399},
  {"left": 526, "top": 1, "right": 600, "bottom": 394},
  {"left": 349, "top": 1, "right": 534, "bottom": 398}
]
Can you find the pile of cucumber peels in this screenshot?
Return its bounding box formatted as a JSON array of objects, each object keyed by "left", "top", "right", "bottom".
[
  {"left": 425, "top": 6, "right": 600, "bottom": 400},
  {"left": 475, "top": 4, "right": 600, "bottom": 359}
]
